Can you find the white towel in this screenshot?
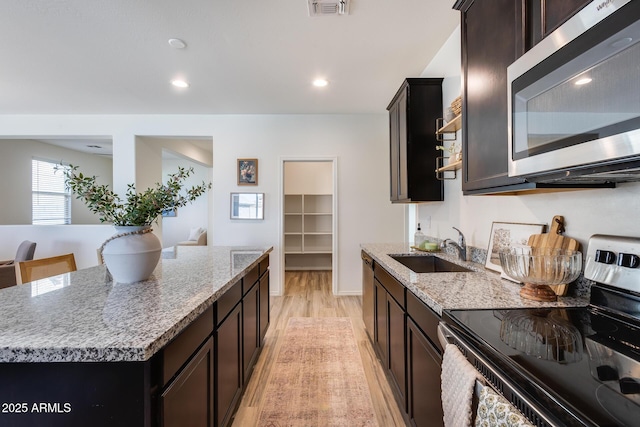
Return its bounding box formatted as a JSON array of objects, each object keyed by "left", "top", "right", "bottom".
[
  {"left": 475, "top": 382, "right": 534, "bottom": 427},
  {"left": 441, "top": 344, "right": 484, "bottom": 427}
]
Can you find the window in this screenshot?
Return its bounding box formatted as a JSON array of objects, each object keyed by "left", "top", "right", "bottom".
[{"left": 32, "top": 159, "right": 71, "bottom": 225}]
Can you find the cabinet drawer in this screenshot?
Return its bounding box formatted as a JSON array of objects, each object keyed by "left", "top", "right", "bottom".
[
  {"left": 259, "top": 256, "right": 269, "bottom": 278},
  {"left": 217, "top": 280, "right": 242, "bottom": 325},
  {"left": 406, "top": 291, "right": 441, "bottom": 353},
  {"left": 374, "top": 264, "right": 405, "bottom": 308},
  {"left": 243, "top": 265, "right": 259, "bottom": 295},
  {"left": 162, "top": 305, "right": 214, "bottom": 386}
]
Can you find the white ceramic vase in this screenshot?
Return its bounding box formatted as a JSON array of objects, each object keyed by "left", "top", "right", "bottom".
[{"left": 102, "top": 226, "right": 162, "bottom": 283}]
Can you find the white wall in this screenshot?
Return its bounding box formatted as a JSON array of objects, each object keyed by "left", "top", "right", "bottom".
[
  {"left": 209, "top": 115, "right": 405, "bottom": 295},
  {"left": 0, "top": 139, "right": 113, "bottom": 224},
  {"left": 419, "top": 27, "right": 640, "bottom": 253},
  {"left": 0, "top": 225, "right": 115, "bottom": 269},
  {"left": 162, "top": 159, "right": 210, "bottom": 248},
  {"left": 0, "top": 114, "right": 406, "bottom": 295}
]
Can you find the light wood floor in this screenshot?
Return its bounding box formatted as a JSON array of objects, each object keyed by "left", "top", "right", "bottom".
[{"left": 231, "top": 271, "right": 406, "bottom": 426}]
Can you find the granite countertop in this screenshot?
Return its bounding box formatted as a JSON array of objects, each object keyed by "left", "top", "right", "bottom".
[
  {"left": 361, "top": 243, "right": 588, "bottom": 316},
  {"left": 0, "top": 245, "right": 272, "bottom": 363}
]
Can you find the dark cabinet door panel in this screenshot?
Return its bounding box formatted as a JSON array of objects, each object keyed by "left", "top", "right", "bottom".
[
  {"left": 407, "top": 319, "right": 443, "bottom": 427},
  {"left": 388, "top": 78, "right": 444, "bottom": 202},
  {"left": 388, "top": 294, "right": 406, "bottom": 411},
  {"left": 243, "top": 282, "right": 259, "bottom": 384},
  {"left": 216, "top": 304, "right": 242, "bottom": 427},
  {"left": 374, "top": 279, "right": 388, "bottom": 362},
  {"left": 162, "top": 337, "right": 214, "bottom": 427},
  {"left": 460, "top": 0, "right": 527, "bottom": 193}
]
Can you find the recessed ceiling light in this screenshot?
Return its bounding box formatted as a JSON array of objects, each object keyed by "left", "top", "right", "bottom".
[
  {"left": 171, "top": 79, "right": 190, "bottom": 88},
  {"left": 575, "top": 77, "right": 592, "bottom": 86},
  {"left": 168, "top": 38, "right": 187, "bottom": 49},
  {"left": 313, "top": 78, "right": 329, "bottom": 87}
]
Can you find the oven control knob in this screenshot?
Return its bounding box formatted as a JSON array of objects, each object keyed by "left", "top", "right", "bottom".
[
  {"left": 617, "top": 253, "right": 640, "bottom": 268},
  {"left": 595, "top": 250, "right": 616, "bottom": 264},
  {"left": 619, "top": 377, "right": 640, "bottom": 394},
  {"left": 597, "top": 365, "right": 619, "bottom": 381}
]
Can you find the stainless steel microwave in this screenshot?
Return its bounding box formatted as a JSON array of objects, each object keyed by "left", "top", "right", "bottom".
[{"left": 507, "top": 0, "right": 640, "bottom": 184}]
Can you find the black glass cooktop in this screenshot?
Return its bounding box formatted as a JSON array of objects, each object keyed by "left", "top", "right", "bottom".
[{"left": 444, "top": 304, "right": 640, "bottom": 427}]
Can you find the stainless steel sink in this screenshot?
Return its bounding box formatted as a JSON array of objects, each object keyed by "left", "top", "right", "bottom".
[{"left": 389, "top": 255, "right": 472, "bottom": 273}]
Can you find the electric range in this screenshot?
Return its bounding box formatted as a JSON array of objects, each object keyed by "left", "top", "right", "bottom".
[{"left": 441, "top": 235, "right": 640, "bottom": 426}]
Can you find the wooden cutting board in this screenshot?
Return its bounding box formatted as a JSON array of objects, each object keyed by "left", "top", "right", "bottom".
[
  {"left": 528, "top": 215, "right": 579, "bottom": 251},
  {"left": 527, "top": 215, "right": 580, "bottom": 296}
]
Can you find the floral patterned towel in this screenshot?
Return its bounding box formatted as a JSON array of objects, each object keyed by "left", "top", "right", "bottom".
[{"left": 475, "top": 383, "right": 534, "bottom": 427}]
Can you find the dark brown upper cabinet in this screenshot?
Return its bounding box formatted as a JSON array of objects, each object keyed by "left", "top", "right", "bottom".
[
  {"left": 522, "top": 0, "right": 592, "bottom": 50},
  {"left": 455, "top": 0, "right": 529, "bottom": 194},
  {"left": 454, "top": 0, "right": 600, "bottom": 195},
  {"left": 388, "top": 78, "right": 444, "bottom": 203}
]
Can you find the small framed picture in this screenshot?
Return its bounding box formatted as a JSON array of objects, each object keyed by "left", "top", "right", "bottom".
[
  {"left": 230, "top": 193, "right": 264, "bottom": 220},
  {"left": 238, "top": 158, "right": 258, "bottom": 185},
  {"left": 485, "top": 222, "right": 545, "bottom": 273}
]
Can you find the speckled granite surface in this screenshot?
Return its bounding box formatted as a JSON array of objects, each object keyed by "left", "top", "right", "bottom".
[
  {"left": 361, "top": 243, "right": 588, "bottom": 316},
  {"left": 0, "top": 246, "right": 272, "bottom": 363}
]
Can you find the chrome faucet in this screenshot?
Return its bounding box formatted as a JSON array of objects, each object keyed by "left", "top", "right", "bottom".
[{"left": 440, "top": 227, "right": 467, "bottom": 261}]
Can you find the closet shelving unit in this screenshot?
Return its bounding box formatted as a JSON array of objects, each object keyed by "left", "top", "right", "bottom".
[{"left": 284, "top": 194, "right": 333, "bottom": 270}]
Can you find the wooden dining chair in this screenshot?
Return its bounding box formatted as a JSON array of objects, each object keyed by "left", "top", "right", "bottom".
[{"left": 16, "top": 253, "right": 77, "bottom": 285}]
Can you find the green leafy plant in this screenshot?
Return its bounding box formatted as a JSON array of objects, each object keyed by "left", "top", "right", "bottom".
[{"left": 57, "top": 164, "right": 211, "bottom": 226}]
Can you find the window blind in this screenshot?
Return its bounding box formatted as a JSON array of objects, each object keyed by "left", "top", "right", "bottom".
[{"left": 32, "top": 159, "right": 71, "bottom": 225}]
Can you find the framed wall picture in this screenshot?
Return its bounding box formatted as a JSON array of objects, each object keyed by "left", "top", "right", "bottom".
[
  {"left": 485, "top": 222, "right": 545, "bottom": 274},
  {"left": 230, "top": 193, "right": 264, "bottom": 220},
  {"left": 238, "top": 158, "right": 258, "bottom": 185}
]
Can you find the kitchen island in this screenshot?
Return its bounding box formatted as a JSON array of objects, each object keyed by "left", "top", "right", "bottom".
[{"left": 0, "top": 245, "right": 272, "bottom": 427}]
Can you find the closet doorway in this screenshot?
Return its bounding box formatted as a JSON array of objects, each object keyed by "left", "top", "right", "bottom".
[{"left": 281, "top": 158, "right": 337, "bottom": 294}]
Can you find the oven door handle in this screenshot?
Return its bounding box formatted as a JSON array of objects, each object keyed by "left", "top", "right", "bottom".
[{"left": 437, "top": 322, "right": 454, "bottom": 348}]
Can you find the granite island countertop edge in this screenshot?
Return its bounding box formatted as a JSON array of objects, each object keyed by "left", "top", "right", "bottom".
[{"left": 0, "top": 246, "right": 273, "bottom": 363}]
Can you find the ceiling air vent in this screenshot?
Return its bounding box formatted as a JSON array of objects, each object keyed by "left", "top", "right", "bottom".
[{"left": 308, "top": 0, "right": 350, "bottom": 16}]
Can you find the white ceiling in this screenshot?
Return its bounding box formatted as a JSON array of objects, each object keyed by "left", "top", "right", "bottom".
[{"left": 1, "top": 0, "right": 459, "bottom": 115}]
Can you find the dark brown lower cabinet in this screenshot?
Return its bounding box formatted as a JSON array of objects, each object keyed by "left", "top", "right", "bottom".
[
  {"left": 388, "top": 293, "right": 406, "bottom": 410},
  {"left": 374, "top": 279, "right": 387, "bottom": 360},
  {"left": 364, "top": 259, "right": 445, "bottom": 427},
  {"left": 161, "top": 337, "right": 214, "bottom": 427},
  {"left": 216, "top": 303, "right": 243, "bottom": 427},
  {"left": 407, "top": 318, "right": 443, "bottom": 427},
  {"left": 372, "top": 264, "right": 407, "bottom": 415}
]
